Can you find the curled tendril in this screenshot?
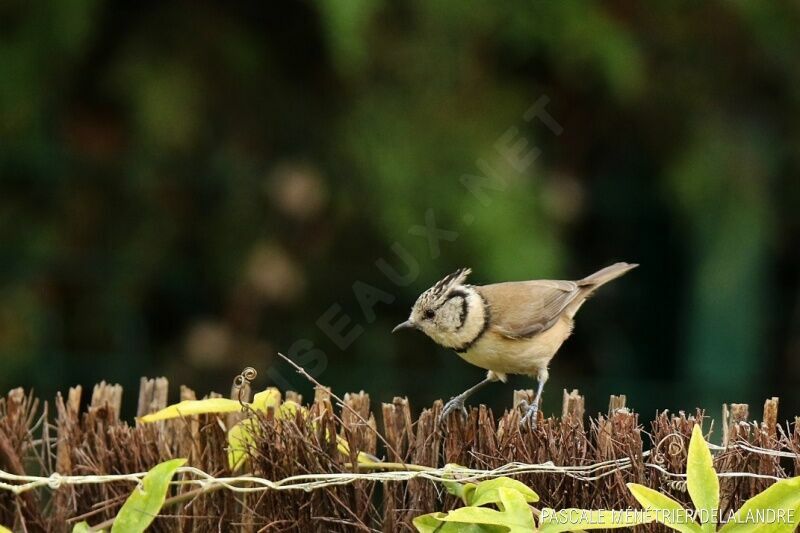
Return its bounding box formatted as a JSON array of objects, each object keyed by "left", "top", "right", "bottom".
[
  {"left": 233, "top": 367, "right": 257, "bottom": 387},
  {"left": 666, "top": 480, "right": 687, "bottom": 492},
  {"left": 668, "top": 438, "right": 686, "bottom": 458},
  {"left": 233, "top": 367, "right": 257, "bottom": 404},
  {"left": 652, "top": 433, "right": 688, "bottom": 466}
]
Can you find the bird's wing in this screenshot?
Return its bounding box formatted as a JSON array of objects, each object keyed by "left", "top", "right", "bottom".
[{"left": 476, "top": 280, "right": 581, "bottom": 339}]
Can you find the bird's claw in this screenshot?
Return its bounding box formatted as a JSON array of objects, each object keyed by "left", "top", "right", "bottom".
[
  {"left": 518, "top": 400, "right": 539, "bottom": 429},
  {"left": 439, "top": 395, "right": 468, "bottom": 427}
]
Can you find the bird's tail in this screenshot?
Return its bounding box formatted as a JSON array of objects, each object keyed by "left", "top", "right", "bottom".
[{"left": 578, "top": 262, "right": 638, "bottom": 288}]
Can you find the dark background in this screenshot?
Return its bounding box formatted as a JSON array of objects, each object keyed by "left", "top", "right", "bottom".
[{"left": 2, "top": 1, "right": 799, "bottom": 425}]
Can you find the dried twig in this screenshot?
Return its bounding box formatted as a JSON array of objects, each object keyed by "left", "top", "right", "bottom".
[{"left": 276, "top": 352, "right": 407, "bottom": 467}]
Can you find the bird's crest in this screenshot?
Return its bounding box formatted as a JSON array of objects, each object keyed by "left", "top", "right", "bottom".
[
  {"left": 432, "top": 267, "right": 471, "bottom": 295},
  {"left": 416, "top": 267, "right": 472, "bottom": 309}
]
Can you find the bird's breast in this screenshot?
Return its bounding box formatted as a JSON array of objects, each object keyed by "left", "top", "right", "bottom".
[{"left": 456, "top": 318, "right": 573, "bottom": 376}]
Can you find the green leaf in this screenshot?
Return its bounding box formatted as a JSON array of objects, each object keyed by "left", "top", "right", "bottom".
[
  {"left": 71, "top": 522, "right": 91, "bottom": 533},
  {"left": 439, "top": 523, "right": 508, "bottom": 532},
  {"left": 413, "top": 513, "right": 444, "bottom": 533},
  {"left": 441, "top": 478, "right": 468, "bottom": 501},
  {"left": 416, "top": 478, "right": 534, "bottom": 532},
  {"left": 413, "top": 513, "right": 507, "bottom": 533},
  {"left": 467, "top": 477, "right": 539, "bottom": 507},
  {"left": 686, "top": 425, "right": 719, "bottom": 532},
  {"left": 111, "top": 458, "right": 186, "bottom": 533},
  {"left": 439, "top": 507, "right": 513, "bottom": 527},
  {"left": 462, "top": 484, "right": 478, "bottom": 506},
  {"left": 138, "top": 398, "right": 243, "bottom": 423},
  {"left": 440, "top": 464, "right": 477, "bottom": 504},
  {"left": 718, "top": 477, "right": 800, "bottom": 533},
  {"left": 492, "top": 485, "right": 536, "bottom": 529},
  {"left": 440, "top": 488, "right": 535, "bottom": 533},
  {"left": 0, "top": 526, "right": 13, "bottom": 533},
  {"left": 627, "top": 483, "right": 703, "bottom": 533},
  {"left": 538, "top": 508, "right": 653, "bottom": 532},
  {"left": 441, "top": 463, "right": 464, "bottom": 497}
]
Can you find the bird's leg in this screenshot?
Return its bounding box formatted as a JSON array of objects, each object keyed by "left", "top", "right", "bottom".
[
  {"left": 439, "top": 372, "right": 498, "bottom": 426},
  {"left": 520, "top": 368, "right": 549, "bottom": 428}
]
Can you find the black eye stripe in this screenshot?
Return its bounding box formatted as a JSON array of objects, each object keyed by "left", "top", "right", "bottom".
[{"left": 456, "top": 296, "right": 468, "bottom": 330}]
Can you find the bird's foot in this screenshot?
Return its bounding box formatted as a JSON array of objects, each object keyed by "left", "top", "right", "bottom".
[
  {"left": 518, "top": 400, "right": 539, "bottom": 429},
  {"left": 439, "top": 395, "right": 469, "bottom": 427}
]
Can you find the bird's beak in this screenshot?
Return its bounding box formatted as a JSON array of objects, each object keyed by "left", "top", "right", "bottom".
[{"left": 392, "top": 320, "right": 415, "bottom": 333}]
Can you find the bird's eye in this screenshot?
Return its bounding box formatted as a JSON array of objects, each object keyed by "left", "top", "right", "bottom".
[{"left": 424, "top": 309, "right": 435, "bottom": 319}]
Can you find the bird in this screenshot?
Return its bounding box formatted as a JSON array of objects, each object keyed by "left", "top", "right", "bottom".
[{"left": 392, "top": 262, "right": 637, "bottom": 427}]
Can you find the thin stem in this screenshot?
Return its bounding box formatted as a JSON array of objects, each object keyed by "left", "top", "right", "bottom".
[
  {"left": 351, "top": 460, "right": 434, "bottom": 472},
  {"left": 86, "top": 460, "right": 434, "bottom": 531}
]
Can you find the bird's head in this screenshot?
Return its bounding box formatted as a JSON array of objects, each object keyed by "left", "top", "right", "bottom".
[{"left": 392, "top": 268, "right": 486, "bottom": 350}]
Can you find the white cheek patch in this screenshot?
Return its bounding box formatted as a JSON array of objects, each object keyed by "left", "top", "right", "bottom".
[{"left": 436, "top": 297, "right": 465, "bottom": 331}]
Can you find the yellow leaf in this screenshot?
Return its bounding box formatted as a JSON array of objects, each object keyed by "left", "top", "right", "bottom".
[
  {"left": 227, "top": 418, "right": 259, "bottom": 471},
  {"left": 251, "top": 388, "right": 281, "bottom": 412},
  {"left": 356, "top": 451, "right": 381, "bottom": 464},
  {"left": 140, "top": 387, "right": 289, "bottom": 424},
  {"left": 335, "top": 433, "right": 381, "bottom": 465},
  {"left": 336, "top": 435, "right": 352, "bottom": 456},
  {"left": 139, "top": 398, "right": 244, "bottom": 423},
  {"left": 278, "top": 400, "right": 306, "bottom": 420}
]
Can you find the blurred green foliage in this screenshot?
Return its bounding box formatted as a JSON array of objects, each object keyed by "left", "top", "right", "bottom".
[{"left": 1, "top": 1, "right": 799, "bottom": 420}]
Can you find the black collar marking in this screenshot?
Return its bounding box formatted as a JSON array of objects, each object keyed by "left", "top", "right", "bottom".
[{"left": 453, "top": 290, "right": 490, "bottom": 353}]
